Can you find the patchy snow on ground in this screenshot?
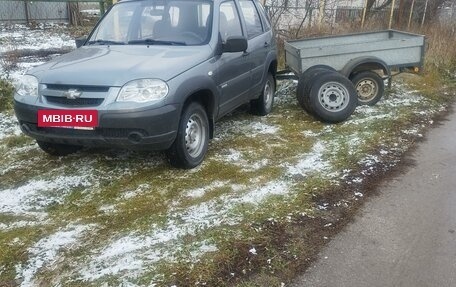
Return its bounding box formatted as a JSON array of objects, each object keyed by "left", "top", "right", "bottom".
[
  {"left": 16, "top": 224, "right": 94, "bottom": 287},
  {"left": 81, "top": 180, "right": 290, "bottom": 282},
  {"left": 1, "top": 24, "right": 74, "bottom": 82},
  {"left": 121, "top": 183, "right": 152, "bottom": 200},
  {"left": 0, "top": 175, "right": 92, "bottom": 221},
  {"left": 0, "top": 24, "right": 450, "bottom": 285},
  {"left": 185, "top": 180, "right": 229, "bottom": 198},
  {"left": 0, "top": 113, "right": 21, "bottom": 140},
  {"left": 0, "top": 24, "right": 74, "bottom": 53},
  {"left": 286, "top": 141, "right": 331, "bottom": 177}
]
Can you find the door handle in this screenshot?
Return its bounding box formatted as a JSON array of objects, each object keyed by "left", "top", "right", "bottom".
[
  {"left": 264, "top": 42, "right": 270, "bottom": 47},
  {"left": 243, "top": 51, "right": 250, "bottom": 56}
]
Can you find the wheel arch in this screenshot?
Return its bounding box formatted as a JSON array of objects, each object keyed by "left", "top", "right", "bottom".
[{"left": 341, "top": 57, "right": 391, "bottom": 80}]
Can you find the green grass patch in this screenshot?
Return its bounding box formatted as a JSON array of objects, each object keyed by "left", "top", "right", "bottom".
[{"left": 0, "top": 79, "right": 14, "bottom": 112}]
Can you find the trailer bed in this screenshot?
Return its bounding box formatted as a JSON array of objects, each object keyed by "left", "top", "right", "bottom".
[{"left": 285, "top": 30, "right": 425, "bottom": 75}]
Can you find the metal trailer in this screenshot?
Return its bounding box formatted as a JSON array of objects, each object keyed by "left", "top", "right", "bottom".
[
  {"left": 284, "top": 29, "right": 425, "bottom": 78},
  {"left": 280, "top": 30, "right": 426, "bottom": 122}
]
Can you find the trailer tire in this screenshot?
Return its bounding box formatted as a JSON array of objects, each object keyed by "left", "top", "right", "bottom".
[
  {"left": 308, "top": 73, "right": 358, "bottom": 123},
  {"left": 296, "top": 66, "right": 336, "bottom": 114},
  {"left": 350, "top": 71, "right": 384, "bottom": 105}
]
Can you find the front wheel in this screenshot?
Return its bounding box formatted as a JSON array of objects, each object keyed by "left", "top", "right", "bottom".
[
  {"left": 37, "top": 140, "right": 82, "bottom": 156},
  {"left": 250, "top": 73, "right": 275, "bottom": 116},
  {"left": 166, "top": 102, "right": 209, "bottom": 169}
]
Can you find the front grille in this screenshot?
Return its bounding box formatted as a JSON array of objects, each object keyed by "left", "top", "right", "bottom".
[
  {"left": 45, "top": 84, "right": 110, "bottom": 92},
  {"left": 37, "top": 126, "right": 96, "bottom": 136},
  {"left": 45, "top": 96, "right": 104, "bottom": 107}
]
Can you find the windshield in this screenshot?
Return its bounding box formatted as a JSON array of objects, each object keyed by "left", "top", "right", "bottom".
[{"left": 89, "top": 0, "right": 213, "bottom": 46}]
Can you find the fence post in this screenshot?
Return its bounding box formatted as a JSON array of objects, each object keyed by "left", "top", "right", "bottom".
[
  {"left": 318, "top": 0, "right": 325, "bottom": 29},
  {"left": 421, "top": 0, "right": 428, "bottom": 28},
  {"left": 24, "top": 0, "right": 29, "bottom": 25},
  {"left": 361, "top": 0, "right": 368, "bottom": 29},
  {"left": 388, "top": 0, "right": 396, "bottom": 29},
  {"left": 407, "top": 0, "right": 415, "bottom": 30},
  {"left": 99, "top": 1, "right": 105, "bottom": 15},
  {"left": 452, "top": 0, "right": 455, "bottom": 21}
]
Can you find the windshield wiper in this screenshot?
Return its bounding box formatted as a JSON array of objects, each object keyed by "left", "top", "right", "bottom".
[
  {"left": 87, "top": 39, "right": 125, "bottom": 46},
  {"left": 128, "top": 38, "right": 187, "bottom": 46}
]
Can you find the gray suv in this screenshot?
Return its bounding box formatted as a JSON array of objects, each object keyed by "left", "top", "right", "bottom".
[{"left": 14, "top": 0, "right": 277, "bottom": 168}]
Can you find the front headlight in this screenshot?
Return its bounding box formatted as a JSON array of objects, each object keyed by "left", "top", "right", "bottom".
[
  {"left": 16, "top": 75, "right": 39, "bottom": 97},
  {"left": 117, "top": 79, "right": 169, "bottom": 103}
]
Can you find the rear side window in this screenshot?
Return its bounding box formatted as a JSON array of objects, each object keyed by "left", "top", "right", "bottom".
[
  {"left": 255, "top": 0, "right": 271, "bottom": 31},
  {"left": 238, "top": 0, "right": 263, "bottom": 39}
]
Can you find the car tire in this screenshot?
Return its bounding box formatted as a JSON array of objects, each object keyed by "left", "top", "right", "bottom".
[
  {"left": 350, "top": 71, "right": 385, "bottom": 106},
  {"left": 37, "top": 140, "right": 82, "bottom": 156},
  {"left": 308, "top": 72, "right": 358, "bottom": 123},
  {"left": 166, "top": 102, "right": 209, "bottom": 169},
  {"left": 296, "top": 66, "right": 336, "bottom": 115},
  {"left": 250, "top": 73, "right": 275, "bottom": 116}
]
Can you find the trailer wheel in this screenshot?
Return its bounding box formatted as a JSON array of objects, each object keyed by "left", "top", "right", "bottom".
[
  {"left": 308, "top": 73, "right": 358, "bottom": 123},
  {"left": 351, "top": 71, "right": 384, "bottom": 105},
  {"left": 296, "top": 66, "right": 336, "bottom": 114}
]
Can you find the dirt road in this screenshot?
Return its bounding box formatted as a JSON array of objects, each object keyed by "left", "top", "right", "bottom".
[{"left": 291, "top": 108, "right": 456, "bottom": 287}]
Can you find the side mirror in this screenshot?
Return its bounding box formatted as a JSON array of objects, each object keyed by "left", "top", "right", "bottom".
[
  {"left": 222, "top": 36, "right": 248, "bottom": 53},
  {"left": 75, "top": 36, "right": 87, "bottom": 48}
]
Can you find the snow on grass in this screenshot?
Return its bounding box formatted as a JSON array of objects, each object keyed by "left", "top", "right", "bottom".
[
  {"left": 121, "top": 183, "right": 152, "bottom": 200},
  {"left": 80, "top": 181, "right": 290, "bottom": 281},
  {"left": 248, "top": 122, "right": 280, "bottom": 135},
  {"left": 185, "top": 180, "right": 228, "bottom": 198},
  {"left": 286, "top": 141, "right": 332, "bottom": 177},
  {"left": 0, "top": 175, "right": 92, "bottom": 221},
  {"left": 0, "top": 113, "right": 20, "bottom": 140},
  {"left": 15, "top": 224, "right": 94, "bottom": 287},
  {"left": 0, "top": 24, "right": 74, "bottom": 53}
]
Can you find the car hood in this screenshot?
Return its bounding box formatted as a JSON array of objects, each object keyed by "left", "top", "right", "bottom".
[{"left": 30, "top": 45, "right": 213, "bottom": 87}]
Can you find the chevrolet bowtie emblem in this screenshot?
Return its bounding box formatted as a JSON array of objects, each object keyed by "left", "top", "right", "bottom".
[{"left": 63, "top": 89, "right": 82, "bottom": 99}]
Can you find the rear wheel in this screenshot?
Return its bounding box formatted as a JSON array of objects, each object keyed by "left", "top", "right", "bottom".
[
  {"left": 308, "top": 72, "right": 358, "bottom": 123},
  {"left": 351, "top": 71, "right": 384, "bottom": 105},
  {"left": 37, "top": 140, "right": 82, "bottom": 156},
  {"left": 166, "top": 102, "right": 209, "bottom": 169},
  {"left": 250, "top": 73, "right": 275, "bottom": 116}
]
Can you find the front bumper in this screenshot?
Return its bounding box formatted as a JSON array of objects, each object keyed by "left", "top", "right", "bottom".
[{"left": 14, "top": 100, "right": 180, "bottom": 150}]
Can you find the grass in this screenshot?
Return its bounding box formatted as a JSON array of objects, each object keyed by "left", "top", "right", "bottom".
[
  {"left": 0, "top": 80, "right": 14, "bottom": 112},
  {"left": 0, "top": 23, "right": 455, "bottom": 287},
  {"left": 0, "top": 75, "right": 452, "bottom": 286}
]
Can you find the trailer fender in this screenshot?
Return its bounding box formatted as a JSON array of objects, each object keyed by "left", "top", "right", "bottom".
[{"left": 340, "top": 57, "right": 391, "bottom": 80}]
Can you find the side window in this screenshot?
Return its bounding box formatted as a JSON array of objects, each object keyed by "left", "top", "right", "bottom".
[
  {"left": 219, "top": 1, "right": 243, "bottom": 42},
  {"left": 255, "top": 0, "right": 271, "bottom": 31},
  {"left": 238, "top": 0, "right": 263, "bottom": 39}
]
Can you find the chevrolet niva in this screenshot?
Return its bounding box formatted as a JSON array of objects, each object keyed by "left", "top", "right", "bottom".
[{"left": 14, "top": 0, "right": 277, "bottom": 168}]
